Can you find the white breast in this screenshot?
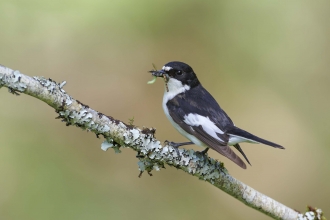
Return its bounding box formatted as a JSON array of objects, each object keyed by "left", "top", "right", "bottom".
[
  {"left": 162, "top": 78, "right": 190, "bottom": 104},
  {"left": 162, "top": 78, "right": 189, "bottom": 129},
  {"left": 162, "top": 78, "right": 207, "bottom": 147}
]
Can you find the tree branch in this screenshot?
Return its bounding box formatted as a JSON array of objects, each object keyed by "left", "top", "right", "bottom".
[{"left": 0, "top": 64, "right": 325, "bottom": 220}]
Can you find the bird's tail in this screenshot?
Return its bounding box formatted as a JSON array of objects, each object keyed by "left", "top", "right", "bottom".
[
  {"left": 212, "top": 145, "right": 247, "bottom": 169},
  {"left": 227, "top": 126, "right": 285, "bottom": 149},
  {"left": 233, "top": 143, "right": 251, "bottom": 166}
]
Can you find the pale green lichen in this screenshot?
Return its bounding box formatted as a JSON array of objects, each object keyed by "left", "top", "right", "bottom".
[
  {"left": 298, "top": 207, "right": 325, "bottom": 220},
  {"left": 101, "top": 140, "right": 113, "bottom": 151}
]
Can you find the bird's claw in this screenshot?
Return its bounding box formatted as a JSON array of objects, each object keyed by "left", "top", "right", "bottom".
[
  {"left": 164, "top": 140, "right": 182, "bottom": 160},
  {"left": 196, "top": 148, "right": 209, "bottom": 158}
]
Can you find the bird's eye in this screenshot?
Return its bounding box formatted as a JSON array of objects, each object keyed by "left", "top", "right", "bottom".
[{"left": 176, "top": 70, "right": 183, "bottom": 76}]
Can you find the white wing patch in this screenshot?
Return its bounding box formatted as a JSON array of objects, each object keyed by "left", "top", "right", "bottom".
[{"left": 183, "top": 113, "right": 225, "bottom": 142}]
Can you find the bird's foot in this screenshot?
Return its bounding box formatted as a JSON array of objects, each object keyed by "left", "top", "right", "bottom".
[
  {"left": 164, "top": 140, "right": 181, "bottom": 158},
  {"left": 196, "top": 148, "right": 209, "bottom": 158},
  {"left": 164, "top": 141, "right": 194, "bottom": 159}
]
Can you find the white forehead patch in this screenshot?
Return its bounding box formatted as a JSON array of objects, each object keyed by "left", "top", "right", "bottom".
[{"left": 162, "top": 66, "right": 173, "bottom": 71}]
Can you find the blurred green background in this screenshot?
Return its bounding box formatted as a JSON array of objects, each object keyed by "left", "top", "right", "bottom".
[{"left": 0, "top": 1, "right": 329, "bottom": 219}]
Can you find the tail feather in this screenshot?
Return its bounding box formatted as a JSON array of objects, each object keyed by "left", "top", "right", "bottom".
[
  {"left": 227, "top": 127, "right": 285, "bottom": 149},
  {"left": 233, "top": 144, "right": 251, "bottom": 166},
  {"left": 212, "top": 145, "right": 247, "bottom": 169}
]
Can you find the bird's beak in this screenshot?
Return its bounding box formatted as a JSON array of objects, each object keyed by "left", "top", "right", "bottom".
[
  {"left": 148, "top": 69, "right": 169, "bottom": 91},
  {"left": 149, "top": 69, "right": 169, "bottom": 82},
  {"left": 149, "top": 69, "right": 165, "bottom": 77}
]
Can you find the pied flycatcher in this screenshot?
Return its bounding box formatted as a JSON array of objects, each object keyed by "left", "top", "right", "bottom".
[{"left": 149, "top": 61, "right": 284, "bottom": 169}]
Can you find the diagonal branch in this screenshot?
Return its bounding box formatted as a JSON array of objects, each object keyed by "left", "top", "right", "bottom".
[{"left": 0, "top": 64, "right": 325, "bottom": 220}]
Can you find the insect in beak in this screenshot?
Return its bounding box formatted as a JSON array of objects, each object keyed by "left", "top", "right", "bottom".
[{"left": 148, "top": 65, "right": 169, "bottom": 92}]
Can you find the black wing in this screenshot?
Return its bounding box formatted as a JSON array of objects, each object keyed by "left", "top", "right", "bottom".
[
  {"left": 175, "top": 84, "right": 235, "bottom": 131},
  {"left": 180, "top": 84, "right": 283, "bottom": 150},
  {"left": 166, "top": 86, "right": 247, "bottom": 169}
]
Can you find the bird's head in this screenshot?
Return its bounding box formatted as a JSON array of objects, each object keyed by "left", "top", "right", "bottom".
[{"left": 149, "top": 61, "right": 200, "bottom": 91}]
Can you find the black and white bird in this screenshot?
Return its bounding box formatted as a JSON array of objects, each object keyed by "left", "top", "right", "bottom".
[{"left": 150, "top": 61, "right": 284, "bottom": 169}]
